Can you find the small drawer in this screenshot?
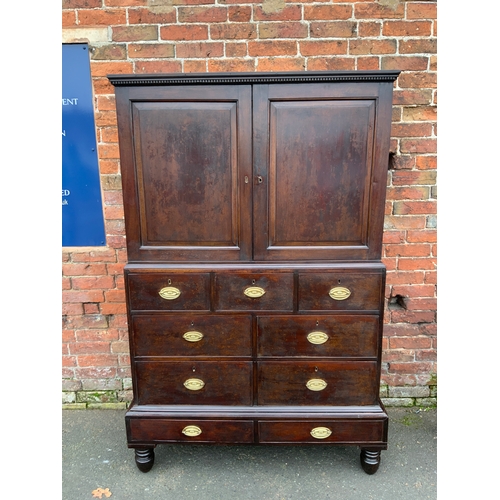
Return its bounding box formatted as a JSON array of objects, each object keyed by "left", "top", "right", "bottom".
[
  {"left": 257, "top": 315, "right": 379, "bottom": 358},
  {"left": 257, "top": 361, "right": 378, "bottom": 406},
  {"left": 127, "top": 272, "right": 210, "bottom": 311},
  {"left": 258, "top": 420, "right": 386, "bottom": 444},
  {"left": 298, "top": 272, "right": 383, "bottom": 311},
  {"left": 135, "top": 361, "right": 252, "bottom": 405},
  {"left": 131, "top": 314, "right": 252, "bottom": 358},
  {"left": 214, "top": 272, "right": 294, "bottom": 311},
  {"left": 128, "top": 418, "right": 255, "bottom": 444}
]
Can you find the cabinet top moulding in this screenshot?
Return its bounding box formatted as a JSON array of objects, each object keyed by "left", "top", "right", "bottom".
[{"left": 108, "top": 70, "right": 401, "bottom": 87}]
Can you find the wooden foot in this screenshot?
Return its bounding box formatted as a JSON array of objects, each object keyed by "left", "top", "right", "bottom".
[
  {"left": 134, "top": 447, "right": 155, "bottom": 473},
  {"left": 360, "top": 449, "right": 381, "bottom": 475}
]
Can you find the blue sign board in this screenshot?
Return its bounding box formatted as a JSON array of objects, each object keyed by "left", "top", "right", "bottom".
[{"left": 62, "top": 43, "right": 106, "bottom": 246}]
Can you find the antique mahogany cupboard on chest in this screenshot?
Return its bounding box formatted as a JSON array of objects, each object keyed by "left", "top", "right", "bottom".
[{"left": 109, "top": 70, "right": 400, "bottom": 475}]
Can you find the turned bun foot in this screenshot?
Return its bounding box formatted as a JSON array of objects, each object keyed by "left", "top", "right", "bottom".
[
  {"left": 360, "top": 449, "right": 381, "bottom": 475},
  {"left": 134, "top": 447, "right": 155, "bottom": 473}
]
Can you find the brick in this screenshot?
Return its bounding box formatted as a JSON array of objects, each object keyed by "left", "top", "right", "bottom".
[
  {"left": 255, "top": 5, "right": 302, "bottom": 21},
  {"left": 210, "top": 23, "right": 257, "bottom": 39},
  {"left": 176, "top": 42, "right": 224, "bottom": 58},
  {"left": 135, "top": 60, "right": 183, "bottom": 73},
  {"left": 382, "top": 56, "right": 428, "bottom": 71},
  {"left": 382, "top": 21, "right": 432, "bottom": 37},
  {"left": 63, "top": 303, "right": 84, "bottom": 315},
  {"left": 397, "top": 258, "right": 437, "bottom": 271},
  {"left": 259, "top": 22, "right": 308, "bottom": 39},
  {"left": 384, "top": 215, "right": 427, "bottom": 230},
  {"left": 392, "top": 170, "right": 436, "bottom": 185},
  {"left": 69, "top": 342, "right": 111, "bottom": 355},
  {"left": 104, "top": 205, "right": 125, "bottom": 220},
  {"left": 208, "top": 59, "right": 255, "bottom": 72},
  {"left": 63, "top": 263, "right": 108, "bottom": 276},
  {"left": 391, "top": 284, "right": 435, "bottom": 298},
  {"left": 91, "top": 61, "right": 134, "bottom": 77},
  {"left": 383, "top": 231, "right": 406, "bottom": 244},
  {"left": 160, "top": 24, "right": 208, "bottom": 41},
  {"left": 90, "top": 44, "right": 127, "bottom": 61},
  {"left": 71, "top": 276, "right": 116, "bottom": 290},
  {"left": 357, "top": 57, "right": 380, "bottom": 70},
  {"left": 307, "top": 57, "right": 355, "bottom": 71},
  {"left": 392, "top": 122, "right": 433, "bottom": 138},
  {"left": 399, "top": 72, "right": 437, "bottom": 89},
  {"left": 406, "top": 298, "right": 437, "bottom": 311},
  {"left": 76, "top": 328, "right": 120, "bottom": 342},
  {"left": 128, "top": 43, "right": 175, "bottom": 58},
  {"left": 106, "top": 0, "right": 148, "bottom": 5},
  {"left": 63, "top": 356, "right": 77, "bottom": 368},
  {"left": 354, "top": 3, "right": 405, "bottom": 19},
  {"left": 390, "top": 155, "right": 415, "bottom": 170},
  {"left": 303, "top": 5, "right": 352, "bottom": 20},
  {"left": 228, "top": 6, "right": 251, "bottom": 22},
  {"left": 98, "top": 143, "right": 120, "bottom": 159},
  {"left": 310, "top": 22, "right": 357, "bottom": 38},
  {"left": 400, "top": 39, "right": 437, "bottom": 55},
  {"left": 78, "top": 9, "right": 127, "bottom": 26},
  {"left": 112, "top": 25, "right": 158, "bottom": 42},
  {"left": 387, "top": 270, "right": 425, "bottom": 285},
  {"left": 62, "top": 11, "right": 77, "bottom": 26},
  {"left": 111, "top": 341, "right": 130, "bottom": 353},
  {"left": 257, "top": 57, "right": 306, "bottom": 72},
  {"left": 407, "top": 2, "right": 437, "bottom": 20},
  {"left": 388, "top": 362, "right": 435, "bottom": 374},
  {"left": 178, "top": 6, "right": 227, "bottom": 22},
  {"left": 76, "top": 354, "right": 118, "bottom": 368},
  {"left": 400, "top": 139, "right": 437, "bottom": 154},
  {"left": 83, "top": 303, "right": 100, "bottom": 314},
  {"left": 225, "top": 42, "right": 247, "bottom": 57},
  {"left": 92, "top": 78, "right": 115, "bottom": 95},
  {"left": 71, "top": 249, "right": 117, "bottom": 263},
  {"left": 385, "top": 243, "right": 431, "bottom": 257},
  {"left": 184, "top": 60, "right": 207, "bottom": 72},
  {"left": 128, "top": 7, "right": 176, "bottom": 24},
  {"left": 249, "top": 40, "right": 297, "bottom": 57},
  {"left": 393, "top": 89, "right": 433, "bottom": 106},
  {"left": 393, "top": 201, "right": 437, "bottom": 215},
  {"left": 299, "top": 40, "right": 347, "bottom": 56},
  {"left": 63, "top": 290, "right": 105, "bottom": 303},
  {"left": 105, "top": 289, "right": 126, "bottom": 302},
  {"left": 403, "top": 107, "right": 437, "bottom": 122},
  {"left": 386, "top": 186, "right": 430, "bottom": 200},
  {"left": 63, "top": 0, "right": 102, "bottom": 7},
  {"left": 358, "top": 21, "right": 381, "bottom": 37},
  {"left": 407, "top": 230, "right": 437, "bottom": 243},
  {"left": 75, "top": 367, "right": 118, "bottom": 379},
  {"left": 100, "top": 302, "right": 128, "bottom": 314},
  {"left": 349, "top": 39, "right": 397, "bottom": 55},
  {"left": 95, "top": 111, "right": 117, "bottom": 127},
  {"left": 382, "top": 257, "right": 397, "bottom": 271}
]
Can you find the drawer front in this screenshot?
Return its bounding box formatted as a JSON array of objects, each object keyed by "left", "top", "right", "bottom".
[
  {"left": 258, "top": 420, "right": 386, "bottom": 444},
  {"left": 127, "top": 273, "right": 210, "bottom": 311},
  {"left": 131, "top": 314, "right": 252, "bottom": 358},
  {"left": 135, "top": 361, "right": 253, "bottom": 405},
  {"left": 214, "top": 272, "right": 294, "bottom": 311},
  {"left": 257, "top": 315, "right": 379, "bottom": 358},
  {"left": 298, "top": 272, "right": 383, "bottom": 311},
  {"left": 257, "top": 361, "right": 378, "bottom": 406},
  {"left": 128, "top": 418, "right": 254, "bottom": 444}
]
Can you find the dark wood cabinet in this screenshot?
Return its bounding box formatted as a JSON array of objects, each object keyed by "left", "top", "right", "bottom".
[{"left": 109, "top": 70, "right": 400, "bottom": 475}]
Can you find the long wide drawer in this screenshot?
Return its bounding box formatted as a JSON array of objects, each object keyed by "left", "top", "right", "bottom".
[
  {"left": 135, "top": 361, "right": 253, "bottom": 405},
  {"left": 258, "top": 419, "right": 387, "bottom": 444},
  {"left": 127, "top": 273, "right": 210, "bottom": 311},
  {"left": 127, "top": 418, "right": 255, "bottom": 444},
  {"left": 131, "top": 314, "right": 252, "bottom": 357},
  {"left": 257, "top": 361, "right": 378, "bottom": 406},
  {"left": 257, "top": 315, "right": 379, "bottom": 358}
]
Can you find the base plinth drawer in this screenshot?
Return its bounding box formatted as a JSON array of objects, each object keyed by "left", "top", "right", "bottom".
[
  {"left": 257, "top": 361, "right": 378, "bottom": 406},
  {"left": 127, "top": 273, "right": 210, "bottom": 311},
  {"left": 258, "top": 420, "right": 386, "bottom": 444},
  {"left": 128, "top": 418, "right": 255, "bottom": 444},
  {"left": 214, "top": 272, "right": 294, "bottom": 311},
  {"left": 257, "top": 315, "right": 379, "bottom": 358},
  {"left": 298, "top": 272, "right": 383, "bottom": 311},
  {"left": 136, "top": 361, "right": 253, "bottom": 405},
  {"left": 131, "top": 314, "right": 252, "bottom": 357}
]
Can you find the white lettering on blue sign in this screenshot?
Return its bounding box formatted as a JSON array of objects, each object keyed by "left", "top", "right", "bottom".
[{"left": 62, "top": 98, "right": 79, "bottom": 105}]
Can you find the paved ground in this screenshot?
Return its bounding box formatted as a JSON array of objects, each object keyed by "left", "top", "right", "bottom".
[{"left": 62, "top": 407, "right": 436, "bottom": 500}]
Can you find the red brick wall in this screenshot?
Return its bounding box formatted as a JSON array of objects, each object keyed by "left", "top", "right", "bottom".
[{"left": 62, "top": 0, "right": 437, "bottom": 407}]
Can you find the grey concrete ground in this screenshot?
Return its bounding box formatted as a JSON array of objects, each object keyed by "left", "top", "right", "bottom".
[{"left": 62, "top": 407, "right": 436, "bottom": 500}]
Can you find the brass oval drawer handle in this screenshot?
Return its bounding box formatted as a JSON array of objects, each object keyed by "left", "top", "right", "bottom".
[
  {"left": 183, "top": 331, "right": 204, "bottom": 342},
  {"left": 306, "top": 378, "right": 327, "bottom": 391},
  {"left": 307, "top": 331, "right": 328, "bottom": 345},
  {"left": 183, "top": 378, "right": 205, "bottom": 391},
  {"left": 329, "top": 286, "right": 351, "bottom": 301},
  {"left": 159, "top": 286, "right": 181, "bottom": 300},
  {"left": 310, "top": 427, "right": 332, "bottom": 439},
  {"left": 182, "top": 425, "right": 202, "bottom": 437},
  {"left": 244, "top": 286, "right": 266, "bottom": 298}
]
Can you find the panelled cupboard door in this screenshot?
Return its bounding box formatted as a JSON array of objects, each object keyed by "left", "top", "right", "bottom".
[
  {"left": 114, "top": 84, "right": 253, "bottom": 262},
  {"left": 252, "top": 82, "right": 394, "bottom": 261}
]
